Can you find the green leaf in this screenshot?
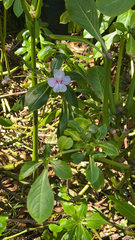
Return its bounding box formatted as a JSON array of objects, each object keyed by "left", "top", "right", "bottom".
[
  {"left": 13, "top": 0, "right": 23, "bottom": 17},
  {"left": 87, "top": 66, "right": 105, "bottom": 101},
  {"left": 108, "top": 195, "right": 135, "bottom": 223},
  {"left": 27, "top": 168, "right": 54, "bottom": 224},
  {"left": 0, "top": 117, "right": 14, "bottom": 127},
  {"left": 75, "top": 224, "right": 83, "bottom": 239},
  {"left": 58, "top": 136, "right": 73, "bottom": 151},
  {"left": 98, "top": 141, "right": 119, "bottom": 157},
  {"left": 96, "top": 124, "right": 107, "bottom": 140},
  {"left": 74, "top": 118, "right": 91, "bottom": 131},
  {"left": 113, "top": 22, "right": 127, "bottom": 32},
  {"left": 51, "top": 160, "right": 73, "bottom": 180},
  {"left": 97, "top": 0, "right": 134, "bottom": 17},
  {"left": 19, "top": 161, "right": 43, "bottom": 180},
  {"left": 126, "top": 33, "right": 135, "bottom": 56},
  {"left": 60, "top": 11, "right": 70, "bottom": 24},
  {"left": 25, "top": 83, "right": 51, "bottom": 112},
  {"left": 76, "top": 202, "right": 88, "bottom": 219},
  {"left": 0, "top": 216, "right": 8, "bottom": 236},
  {"left": 11, "top": 95, "right": 25, "bottom": 112},
  {"left": 86, "top": 157, "right": 99, "bottom": 184},
  {"left": 63, "top": 202, "right": 75, "bottom": 216},
  {"left": 60, "top": 219, "right": 76, "bottom": 231},
  {"left": 130, "top": 12, "right": 135, "bottom": 29},
  {"left": 87, "top": 124, "right": 98, "bottom": 134},
  {"left": 117, "top": 9, "right": 133, "bottom": 28},
  {"left": 66, "top": 0, "right": 103, "bottom": 46},
  {"left": 65, "top": 71, "right": 86, "bottom": 82},
  {"left": 64, "top": 129, "right": 81, "bottom": 141},
  {"left": 51, "top": 55, "right": 62, "bottom": 71},
  {"left": 85, "top": 212, "right": 107, "bottom": 229},
  {"left": 15, "top": 47, "right": 27, "bottom": 55},
  {"left": 62, "top": 86, "right": 78, "bottom": 108},
  {"left": 39, "top": 109, "right": 61, "bottom": 127},
  {"left": 68, "top": 120, "right": 83, "bottom": 133},
  {"left": 3, "top": 0, "right": 14, "bottom": 9},
  {"left": 61, "top": 229, "right": 75, "bottom": 240},
  {"left": 49, "top": 224, "right": 63, "bottom": 233},
  {"left": 81, "top": 226, "right": 92, "bottom": 240},
  {"left": 37, "top": 46, "right": 54, "bottom": 61},
  {"left": 92, "top": 168, "right": 104, "bottom": 191},
  {"left": 71, "top": 152, "right": 86, "bottom": 164}
]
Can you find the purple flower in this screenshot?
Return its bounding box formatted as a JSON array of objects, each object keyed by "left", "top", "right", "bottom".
[{"left": 48, "top": 70, "right": 71, "bottom": 92}]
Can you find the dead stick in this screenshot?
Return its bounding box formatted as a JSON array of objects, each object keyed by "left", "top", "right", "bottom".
[{"left": 0, "top": 91, "right": 26, "bottom": 99}]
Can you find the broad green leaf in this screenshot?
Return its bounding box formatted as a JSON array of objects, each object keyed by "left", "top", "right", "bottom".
[
  {"left": 113, "top": 22, "right": 127, "bottom": 32},
  {"left": 37, "top": 45, "right": 54, "bottom": 61},
  {"left": 81, "top": 226, "right": 92, "bottom": 240},
  {"left": 75, "top": 224, "right": 83, "bottom": 239},
  {"left": 19, "top": 161, "right": 43, "bottom": 180},
  {"left": 58, "top": 136, "right": 73, "bottom": 151},
  {"left": 92, "top": 168, "right": 104, "bottom": 191},
  {"left": 66, "top": 0, "right": 105, "bottom": 52},
  {"left": 64, "top": 129, "right": 81, "bottom": 141},
  {"left": 13, "top": 0, "right": 23, "bottom": 17},
  {"left": 76, "top": 202, "right": 88, "bottom": 219},
  {"left": 130, "top": 12, "right": 135, "bottom": 29},
  {"left": 108, "top": 195, "right": 135, "bottom": 223},
  {"left": 117, "top": 9, "right": 133, "bottom": 28},
  {"left": 60, "top": 219, "right": 76, "bottom": 231},
  {"left": 0, "top": 117, "right": 14, "bottom": 127},
  {"left": 51, "top": 160, "right": 73, "bottom": 180},
  {"left": 61, "top": 229, "right": 75, "bottom": 240},
  {"left": 98, "top": 141, "right": 119, "bottom": 157},
  {"left": 86, "top": 157, "right": 99, "bottom": 184},
  {"left": 93, "top": 31, "right": 117, "bottom": 59},
  {"left": 0, "top": 216, "right": 8, "bottom": 236},
  {"left": 87, "top": 124, "right": 98, "bottom": 134},
  {"left": 25, "top": 83, "right": 51, "bottom": 112},
  {"left": 63, "top": 202, "right": 75, "bottom": 216},
  {"left": 75, "top": 88, "right": 100, "bottom": 102},
  {"left": 96, "top": 124, "right": 107, "bottom": 140},
  {"left": 87, "top": 66, "right": 105, "bottom": 100},
  {"left": 97, "top": 0, "right": 134, "bottom": 17},
  {"left": 126, "top": 33, "right": 135, "bottom": 56},
  {"left": 58, "top": 43, "right": 73, "bottom": 57},
  {"left": 71, "top": 152, "right": 86, "bottom": 164},
  {"left": 85, "top": 212, "right": 107, "bottom": 229},
  {"left": 3, "top": 0, "right": 14, "bottom": 9},
  {"left": 51, "top": 55, "right": 62, "bottom": 71},
  {"left": 74, "top": 118, "right": 91, "bottom": 131},
  {"left": 27, "top": 168, "right": 54, "bottom": 224},
  {"left": 60, "top": 11, "right": 70, "bottom": 24},
  {"left": 68, "top": 120, "right": 83, "bottom": 133},
  {"left": 62, "top": 86, "right": 78, "bottom": 108},
  {"left": 15, "top": 47, "right": 27, "bottom": 55},
  {"left": 49, "top": 224, "right": 63, "bottom": 233}
]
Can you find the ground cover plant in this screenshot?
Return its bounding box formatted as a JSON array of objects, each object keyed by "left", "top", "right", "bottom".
[{"left": 1, "top": 0, "right": 135, "bottom": 239}]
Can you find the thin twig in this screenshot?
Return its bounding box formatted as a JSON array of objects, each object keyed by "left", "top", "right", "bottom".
[{"left": 0, "top": 91, "right": 26, "bottom": 99}]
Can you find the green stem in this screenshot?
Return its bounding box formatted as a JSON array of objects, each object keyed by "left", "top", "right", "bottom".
[
  {"left": 109, "top": 78, "right": 116, "bottom": 114},
  {"left": 114, "top": 36, "right": 125, "bottom": 105},
  {"left": 130, "top": 56, "right": 134, "bottom": 78},
  {"left": 126, "top": 71, "right": 135, "bottom": 109},
  {"left": 96, "top": 157, "right": 130, "bottom": 170},
  {"left": 20, "top": 0, "right": 32, "bottom": 22},
  {"left": 103, "top": 54, "right": 113, "bottom": 126}
]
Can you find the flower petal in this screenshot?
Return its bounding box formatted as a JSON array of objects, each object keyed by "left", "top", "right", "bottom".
[
  {"left": 48, "top": 78, "right": 57, "bottom": 87},
  {"left": 63, "top": 76, "right": 71, "bottom": 85},
  {"left": 53, "top": 84, "right": 67, "bottom": 92},
  {"left": 54, "top": 70, "right": 64, "bottom": 79}
]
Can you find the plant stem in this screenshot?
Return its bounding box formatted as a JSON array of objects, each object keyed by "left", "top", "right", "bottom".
[
  {"left": 114, "top": 36, "right": 125, "bottom": 105},
  {"left": 114, "top": 168, "right": 132, "bottom": 190},
  {"left": 127, "top": 179, "right": 135, "bottom": 204},
  {"left": 103, "top": 54, "right": 113, "bottom": 126},
  {"left": 126, "top": 71, "right": 135, "bottom": 109},
  {"left": 96, "top": 157, "right": 130, "bottom": 170}
]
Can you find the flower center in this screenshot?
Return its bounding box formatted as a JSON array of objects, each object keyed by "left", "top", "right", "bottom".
[{"left": 56, "top": 78, "right": 63, "bottom": 84}]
